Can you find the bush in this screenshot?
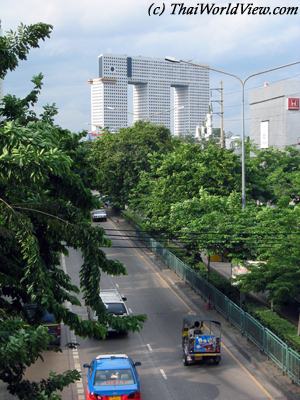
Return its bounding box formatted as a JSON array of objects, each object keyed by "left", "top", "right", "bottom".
[
  {"left": 252, "top": 309, "right": 300, "bottom": 353},
  {"left": 122, "top": 210, "right": 146, "bottom": 229}
]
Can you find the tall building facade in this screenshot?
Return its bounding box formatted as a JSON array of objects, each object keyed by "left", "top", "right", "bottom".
[
  {"left": 89, "top": 54, "right": 210, "bottom": 135},
  {"left": 249, "top": 80, "right": 300, "bottom": 149}
]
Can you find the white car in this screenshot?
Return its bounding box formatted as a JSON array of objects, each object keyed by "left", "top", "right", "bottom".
[
  {"left": 91, "top": 208, "right": 107, "bottom": 222},
  {"left": 87, "top": 289, "right": 129, "bottom": 334}
]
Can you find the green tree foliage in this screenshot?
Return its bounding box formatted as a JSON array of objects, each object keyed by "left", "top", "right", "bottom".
[
  {"left": 0, "top": 74, "right": 44, "bottom": 124},
  {"left": 128, "top": 134, "right": 300, "bottom": 307},
  {"left": 168, "top": 190, "right": 257, "bottom": 262},
  {"left": 0, "top": 23, "right": 52, "bottom": 79},
  {"left": 237, "top": 206, "right": 300, "bottom": 305},
  {"left": 130, "top": 141, "right": 241, "bottom": 231},
  {"left": 90, "top": 121, "right": 173, "bottom": 208},
  {"left": 247, "top": 145, "right": 300, "bottom": 205},
  {"left": 0, "top": 23, "right": 145, "bottom": 399}
]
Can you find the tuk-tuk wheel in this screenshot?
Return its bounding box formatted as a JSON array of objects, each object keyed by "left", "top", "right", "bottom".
[
  {"left": 213, "top": 356, "right": 221, "bottom": 365},
  {"left": 183, "top": 355, "right": 190, "bottom": 366}
]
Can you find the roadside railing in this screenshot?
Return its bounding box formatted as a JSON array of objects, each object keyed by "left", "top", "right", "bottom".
[{"left": 130, "top": 222, "right": 300, "bottom": 385}]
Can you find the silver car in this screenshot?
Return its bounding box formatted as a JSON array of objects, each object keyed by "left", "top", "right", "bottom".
[{"left": 91, "top": 209, "right": 107, "bottom": 222}]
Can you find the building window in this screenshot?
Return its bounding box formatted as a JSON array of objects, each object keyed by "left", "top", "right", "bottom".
[{"left": 260, "top": 120, "right": 269, "bottom": 149}]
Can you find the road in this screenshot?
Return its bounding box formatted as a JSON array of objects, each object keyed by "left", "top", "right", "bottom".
[{"left": 62, "top": 216, "right": 299, "bottom": 400}]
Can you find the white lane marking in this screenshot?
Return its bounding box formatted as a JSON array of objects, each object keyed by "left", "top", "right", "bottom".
[
  {"left": 128, "top": 307, "right": 133, "bottom": 314},
  {"left": 147, "top": 343, "right": 153, "bottom": 352},
  {"left": 115, "top": 283, "right": 119, "bottom": 288},
  {"left": 160, "top": 369, "right": 167, "bottom": 380}
]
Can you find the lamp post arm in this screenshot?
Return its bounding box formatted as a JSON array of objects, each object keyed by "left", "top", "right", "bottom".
[
  {"left": 243, "top": 61, "right": 300, "bottom": 85},
  {"left": 179, "top": 59, "right": 244, "bottom": 85}
]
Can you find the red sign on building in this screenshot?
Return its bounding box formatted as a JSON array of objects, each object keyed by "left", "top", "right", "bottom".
[{"left": 287, "top": 97, "right": 300, "bottom": 110}]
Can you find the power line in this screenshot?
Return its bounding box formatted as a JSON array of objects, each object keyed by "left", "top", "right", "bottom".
[{"left": 104, "top": 228, "right": 300, "bottom": 236}]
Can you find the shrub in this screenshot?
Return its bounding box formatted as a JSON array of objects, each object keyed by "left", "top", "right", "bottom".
[{"left": 253, "top": 309, "right": 300, "bottom": 353}]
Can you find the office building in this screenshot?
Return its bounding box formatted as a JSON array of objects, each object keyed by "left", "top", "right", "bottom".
[
  {"left": 89, "top": 54, "right": 210, "bottom": 135},
  {"left": 249, "top": 80, "right": 300, "bottom": 148}
]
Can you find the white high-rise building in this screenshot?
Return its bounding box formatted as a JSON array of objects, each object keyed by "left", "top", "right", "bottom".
[{"left": 89, "top": 54, "right": 209, "bottom": 136}]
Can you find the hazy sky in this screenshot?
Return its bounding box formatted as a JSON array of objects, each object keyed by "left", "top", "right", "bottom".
[{"left": 1, "top": 0, "right": 300, "bottom": 135}]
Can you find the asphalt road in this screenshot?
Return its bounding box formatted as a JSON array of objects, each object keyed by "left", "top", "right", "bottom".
[{"left": 63, "top": 217, "right": 300, "bottom": 400}]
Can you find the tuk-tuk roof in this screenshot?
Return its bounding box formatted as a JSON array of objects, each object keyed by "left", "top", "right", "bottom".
[{"left": 182, "top": 314, "right": 221, "bottom": 327}]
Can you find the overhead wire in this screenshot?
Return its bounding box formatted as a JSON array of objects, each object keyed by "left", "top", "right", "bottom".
[{"left": 104, "top": 230, "right": 300, "bottom": 250}]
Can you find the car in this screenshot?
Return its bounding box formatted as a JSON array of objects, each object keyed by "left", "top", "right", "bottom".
[
  {"left": 24, "top": 304, "right": 61, "bottom": 346},
  {"left": 91, "top": 209, "right": 107, "bottom": 222},
  {"left": 87, "top": 289, "right": 129, "bottom": 334},
  {"left": 83, "top": 354, "right": 142, "bottom": 400}
]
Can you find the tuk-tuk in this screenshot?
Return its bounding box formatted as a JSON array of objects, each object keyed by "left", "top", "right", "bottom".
[{"left": 182, "top": 315, "right": 221, "bottom": 365}]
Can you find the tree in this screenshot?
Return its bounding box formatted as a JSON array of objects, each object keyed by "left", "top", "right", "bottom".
[
  {"left": 130, "top": 141, "right": 241, "bottom": 232},
  {"left": 0, "top": 23, "right": 145, "bottom": 399},
  {"left": 90, "top": 121, "right": 173, "bottom": 209},
  {"left": 247, "top": 145, "right": 300, "bottom": 205},
  {"left": 168, "top": 190, "right": 258, "bottom": 263},
  {"left": 237, "top": 206, "right": 300, "bottom": 306},
  {"left": 0, "top": 23, "right": 52, "bottom": 80}
]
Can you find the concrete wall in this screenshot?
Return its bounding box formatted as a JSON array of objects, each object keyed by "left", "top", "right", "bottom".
[{"left": 249, "top": 80, "right": 300, "bottom": 148}]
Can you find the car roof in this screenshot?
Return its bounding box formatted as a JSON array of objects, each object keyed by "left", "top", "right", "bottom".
[
  {"left": 100, "top": 289, "right": 124, "bottom": 303},
  {"left": 94, "top": 355, "right": 131, "bottom": 369}
]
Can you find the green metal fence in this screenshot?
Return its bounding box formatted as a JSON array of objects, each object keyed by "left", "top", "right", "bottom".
[{"left": 134, "top": 225, "right": 300, "bottom": 385}]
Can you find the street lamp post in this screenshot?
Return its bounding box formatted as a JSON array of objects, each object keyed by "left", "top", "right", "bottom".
[{"left": 165, "top": 57, "right": 300, "bottom": 209}]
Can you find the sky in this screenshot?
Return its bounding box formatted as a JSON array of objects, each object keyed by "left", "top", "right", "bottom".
[{"left": 1, "top": 0, "right": 300, "bottom": 135}]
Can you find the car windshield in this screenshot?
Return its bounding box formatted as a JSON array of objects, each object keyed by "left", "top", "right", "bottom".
[
  {"left": 94, "top": 369, "right": 134, "bottom": 386},
  {"left": 106, "top": 303, "right": 127, "bottom": 315}
]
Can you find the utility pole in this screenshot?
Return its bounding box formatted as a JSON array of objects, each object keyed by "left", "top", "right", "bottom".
[
  {"left": 210, "top": 81, "right": 225, "bottom": 148},
  {"left": 220, "top": 81, "right": 225, "bottom": 148}
]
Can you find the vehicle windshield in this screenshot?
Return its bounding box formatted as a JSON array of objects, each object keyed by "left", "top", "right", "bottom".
[
  {"left": 106, "top": 303, "right": 127, "bottom": 315},
  {"left": 94, "top": 369, "right": 134, "bottom": 386}
]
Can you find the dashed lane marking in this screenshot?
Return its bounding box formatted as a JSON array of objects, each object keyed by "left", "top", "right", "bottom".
[
  {"left": 147, "top": 343, "right": 153, "bottom": 352},
  {"left": 160, "top": 369, "right": 167, "bottom": 380}
]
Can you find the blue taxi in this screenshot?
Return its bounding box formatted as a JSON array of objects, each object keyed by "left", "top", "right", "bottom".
[{"left": 83, "top": 354, "right": 141, "bottom": 400}]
